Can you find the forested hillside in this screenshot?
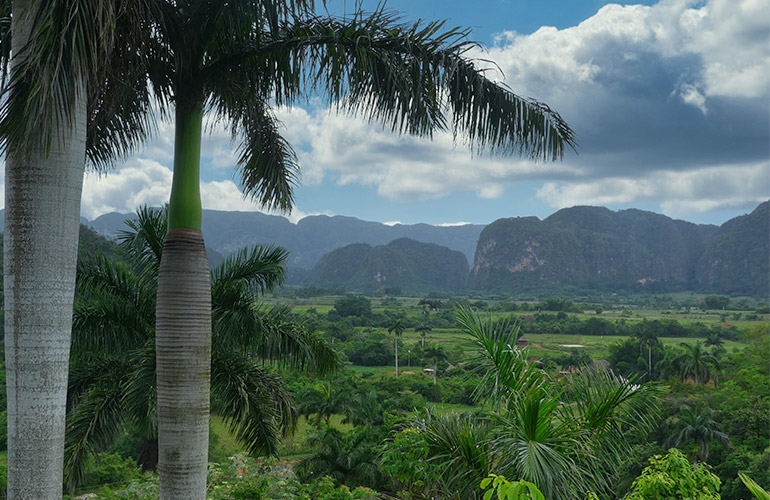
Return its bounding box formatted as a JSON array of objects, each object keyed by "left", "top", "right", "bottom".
[
  {"left": 469, "top": 202, "right": 768, "bottom": 295},
  {"left": 296, "top": 238, "right": 469, "bottom": 292}
]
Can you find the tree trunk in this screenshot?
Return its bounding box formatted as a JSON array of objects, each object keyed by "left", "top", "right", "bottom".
[
  {"left": 4, "top": 2, "right": 87, "bottom": 498},
  {"left": 156, "top": 229, "right": 211, "bottom": 500},
  {"left": 138, "top": 436, "right": 159, "bottom": 473},
  {"left": 156, "top": 94, "right": 210, "bottom": 500},
  {"left": 648, "top": 345, "right": 652, "bottom": 377},
  {"left": 395, "top": 337, "right": 399, "bottom": 377}
]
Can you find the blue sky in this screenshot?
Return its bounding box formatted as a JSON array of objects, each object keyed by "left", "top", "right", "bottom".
[{"left": 75, "top": 0, "right": 769, "bottom": 227}]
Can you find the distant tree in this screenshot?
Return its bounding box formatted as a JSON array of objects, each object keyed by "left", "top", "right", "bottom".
[
  {"left": 333, "top": 295, "right": 372, "bottom": 317},
  {"left": 624, "top": 449, "right": 721, "bottom": 500},
  {"left": 674, "top": 341, "right": 719, "bottom": 385},
  {"left": 418, "top": 298, "right": 445, "bottom": 311},
  {"left": 415, "top": 324, "right": 432, "bottom": 349},
  {"left": 298, "top": 382, "right": 351, "bottom": 427},
  {"left": 298, "top": 426, "right": 384, "bottom": 488},
  {"left": 634, "top": 329, "right": 662, "bottom": 380},
  {"left": 389, "top": 319, "right": 406, "bottom": 377},
  {"left": 555, "top": 349, "right": 591, "bottom": 372},
  {"left": 666, "top": 406, "right": 729, "bottom": 462},
  {"left": 423, "top": 344, "right": 448, "bottom": 385},
  {"left": 343, "top": 391, "right": 385, "bottom": 427},
  {"left": 703, "top": 295, "right": 730, "bottom": 310}
]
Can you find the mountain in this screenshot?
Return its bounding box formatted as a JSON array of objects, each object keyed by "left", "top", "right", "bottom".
[
  {"left": 695, "top": 201, "right": 769, "bottom": 296},
  {"left": 299, "top": 238, "right": 469, "bottom": 292},
  {"left": 85, "top": 209, "right": 485, "bottom": 270},
  {"left": 469, "top": 204, "right": 770, "bottom": 294}
]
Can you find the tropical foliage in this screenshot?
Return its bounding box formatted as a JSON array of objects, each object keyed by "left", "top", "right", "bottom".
[
  {"left": 64, "top": 207, "right": 339, "bottom": 490},
  {"left": 624, "top": 449, "right": 721, "bottom": 500},
  {"left": 380, "top": 306, "right": 663, "bottom": 500}
]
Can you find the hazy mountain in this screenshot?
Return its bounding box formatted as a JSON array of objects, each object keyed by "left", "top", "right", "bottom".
[
  {"left": 84, "top": 209, "right": 485, "bottom": 269},
  {"left": 299, "top": 238, "right": 469, "bottom": 292},
  {"left": 695, "top": 201, "right": 769, "bottom": 296},
  {"left": 469, "top": 203, "right": 768, "bottom": 295},
  {"left": 0, "top": 201, "right": 763, "bottom": 295}
]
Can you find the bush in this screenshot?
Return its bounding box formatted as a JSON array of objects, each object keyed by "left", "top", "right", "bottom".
[{"left": 83, "top": 453, "right": 142, "bottom": 490}]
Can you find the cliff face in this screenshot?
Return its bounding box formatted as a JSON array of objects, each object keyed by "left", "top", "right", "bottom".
[
  {"left": 304, "top": 238, "right": 469, "bottom": 292},
  {"left": 695, "top": 201, "right": 769, "bottom": 296},
  {"left": 468, "top": 204, "right": 764, "bottom": 294}
]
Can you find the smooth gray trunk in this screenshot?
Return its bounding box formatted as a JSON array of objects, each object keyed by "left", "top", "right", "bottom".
[
  {"left": 156, "top": 229, "right": 211, "bottom": 500},
  {"left": 4, "top": 1, "right": 86, "bottom": 498}
]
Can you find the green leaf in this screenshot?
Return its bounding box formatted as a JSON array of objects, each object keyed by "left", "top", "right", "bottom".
[{"left": 739, "top": 473, "right": 770, "bottom": 500}]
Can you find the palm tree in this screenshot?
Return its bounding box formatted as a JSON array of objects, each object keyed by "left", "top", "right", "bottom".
[
  {"left": 0, "top": 3, "right": 153, "bottom": 497},
  {"left": 64, "top": 207, "right": 339, "bottom": 491},
  {"left": 110, "top": 3, "right": 573, "bottom": 495},
  {"left": 297, "top": 381, "right": 350, "bottom": 427},
  {"left": 666, "top": 405, "right": 729, "bottom": 462},
  {"left": 415, "top": 324, "right": 432, "bottom": 349},
  {"left": 389, "top": 318, "right": 406, "bottom": 377},
  {"left": 674, "top": 341, "right": 719, "bottom": 385},
  {"left": 634, "top": 330, "right": 661, "bottom": 380},
  {"left": 423, "top": 343, "right": 448, "bottom": 385},
  {"left": 298, "top": 426, "right": 384, "bottom": 488},
  {"left": 418, "top": 306, "right": 662, "bottom": 499},
  {"left": 343, "top": 391, "right": 386, "bottom": 427}
]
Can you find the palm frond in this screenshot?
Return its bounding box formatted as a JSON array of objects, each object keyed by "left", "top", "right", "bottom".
[
  {"left": 205, "top": 9, "right": 576, "bottom": 162},
  {"left": 0, "top": 0, "right": 157, "bottom": 157},
  {"left": 211, "top": 350, "right": 297, "bottom": 456},
  {"left": 117, "top": 205, "right": 167, "bottom": 271},
  {"left": 211, "top": 244, "right": 288, "bottom": 294},
  {"left": 456, "top": 306, "right": 545, "bottom": 405},
  {"left": 64, "top": 360, "right": 128, "bottom": 492},
  {"left": 493, "top": 391, "right": 590, "bottom": 499},
  {"left": 211, "top": 96, "right": 300, "bottom": 211},
  {"left": 122, "top": 341, "right": 158, "bottom": 440},
  {"left": 419, "top": 412, "right": 492, "bottom": 500}
]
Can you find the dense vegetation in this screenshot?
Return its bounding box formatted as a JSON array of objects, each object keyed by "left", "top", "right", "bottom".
[{"left": 0, "top": 225, "right": 767, "bottom": 498}]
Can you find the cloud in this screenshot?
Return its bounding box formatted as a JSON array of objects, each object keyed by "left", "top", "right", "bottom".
[
  {"left": 480, "top": 0, "right": 769, "bottom": 175},
  {"left": 266, "top": 0, "right": 769, "bottom": 221},
  {"left": 82, "top": 159, "right": 276, "bottom": 219},
  {"left": 274, "top": 106, "right": 579, "bottom": 201},
  {"left": 536, "top": 160, "right": 770, "bottom": 217}
]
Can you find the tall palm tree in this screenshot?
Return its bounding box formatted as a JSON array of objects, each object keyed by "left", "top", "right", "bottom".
[
  {"left": 64, "top": 206, "right": 339, "bottom": 491},
  {"left": 122, "top": 3, "right": 573, "bottom": 496},
  {"left": 0, "top": 2, "right": 153, "bottom": 497},
  {"left": 674, "top": 341, "right": 719, "bottom": 385},
  {"left": 389, "top": 318, "right": 406, "bottom": 377},
  {"left": 634, "top": 330, "right": 660, "bottom": 380},
  {"left": 666, "top": 405, "right": 729, "bottom": 462}
]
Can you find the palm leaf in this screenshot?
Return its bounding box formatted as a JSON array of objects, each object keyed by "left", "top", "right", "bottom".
[
  {"left": 205, "top": 9, "right": 576, "bottom": 161},
  {"left": 457, "top": 306, "right": 544, "bottom": 406},
  {"left": 211, "top": 350, "right": 297, "bottom": 456}
]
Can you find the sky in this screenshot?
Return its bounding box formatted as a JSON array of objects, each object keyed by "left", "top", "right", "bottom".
[{"left": 62, "top": 0, "right": 770, "bottom": 226}]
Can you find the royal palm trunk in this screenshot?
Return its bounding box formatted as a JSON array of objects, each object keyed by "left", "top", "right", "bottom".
[
  {"left": 4, "top": 2, "right": 87, "bottom": 498},
  {"left": 156, "top": 93, "right": 211, "bottom": 500}
]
